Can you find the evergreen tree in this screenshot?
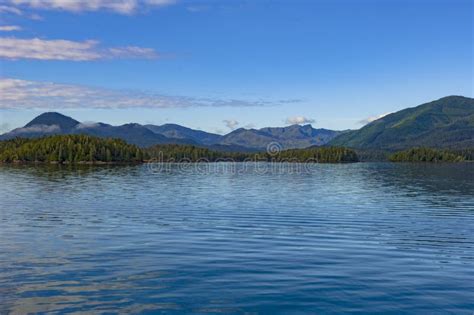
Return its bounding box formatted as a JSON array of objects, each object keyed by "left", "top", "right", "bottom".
[{"left": 0, "top": 135, "right": 145, "bottom": 163}]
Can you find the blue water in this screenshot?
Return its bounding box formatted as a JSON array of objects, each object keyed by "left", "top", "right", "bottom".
[{"left": 0, "top": 163, "right": 473, "bottom": 314}]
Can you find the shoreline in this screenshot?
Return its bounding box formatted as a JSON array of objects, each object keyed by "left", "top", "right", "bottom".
[{"left": 1, "top": 160, "right": 472, "bottom": 165}]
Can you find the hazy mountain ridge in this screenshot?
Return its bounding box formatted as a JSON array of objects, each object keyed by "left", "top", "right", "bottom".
[
  {"left": 0, "top": 113, "right": 195, "bottom": 148},
  {"left": 218, "top": 125, "right": 342, "bottom": 150},
  {"left": 144, "top": 124, "right": 222, "bottom": 145},
  {"left": 0, "top": 112, "right": 341, "bottom": 150}
]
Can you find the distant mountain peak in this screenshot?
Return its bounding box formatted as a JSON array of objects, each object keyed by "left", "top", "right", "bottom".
[
  {"left": 221, "top": 124, "right": 341, "bottom": 149},
  {"left": 144, "top": 123, "right": 222, "bottom": 145},
  {"left": 121, "top": 123, "right": 143, "bottom": 128},
  {"left": 437, "top": 95, "right": 469, "bottom": 101},
  {"left": 25, "top": 112, "right": 79, "bottom": 131}
]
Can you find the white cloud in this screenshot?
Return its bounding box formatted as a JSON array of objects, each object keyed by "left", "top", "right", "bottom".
[
  {"left": 7, "top": 0, "right": 176, "bottom": 14},
  {"left": 285, "top": 116, "right": 315, "bottom": 125},
  {"left": 358, "top": 112, "right": 393, "bottom": 125},
  {"left": 0, "top": 122, "right": 11, "bottom": 133},
  {"left": 223, "top": 119, "right": 239, "bottom": 130},
  {"left": 0, "top": 5, "right": 43, "bottom": 19},
  {"left": 0, "top": 78, "right": 270, "bottom": 109},
  {"left": 75, "top": 122, "right": 101, "bottom": 129},
  {"left": 0, "top": 5, "right": 23, "bottom": 15},
  {"left": 0, "top": 37, "right": 158, "bottom": 61},
  {"left": 10, "top": 124, "right": 60, "bottom": 134},
  {"left": 107, "top": 46, "right": 158, "bottom": 59},
  {"left": 0, "top": 25, "right": 22, "bottom": 31}
]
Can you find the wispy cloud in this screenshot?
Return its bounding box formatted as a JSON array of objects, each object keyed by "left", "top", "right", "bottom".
[
  {"left": 10, "top": 124, "right": 60, "bottom": 134},
  {"left": 358, "top": 112, "right": 393, "bottom": 125},
  {"left": 0, "top": 4, "right": 42, "bottom": 19},
  {"left": 0, "top": 78, "right": 270, "bottom": 109},
  {"left": 279, "top": 99, "right": 304, "bottom": 104},
  {"left": 186, "top": 5, "right": 210, "bottom": 12},
  {"left": 106, "top": 45, "right": 158, "bottom": 59},
  {"left": 6, "top": 0, "right": 176, "bottom": 14},
  {"left": 285, "top": 116, "right": 315, "bottom": 125},
  {"left": 0, "top": 25, "right": 22, "bottom": 31},
  {"left": 0, "top": 37, "right": 159, "bottom": 61},
  {"left": 223, "top": 119, "right": 239, "bottom": 130},
  {"left": 0, "top": 5, "right": 22, "bottom": 15},
  {"left": 0, "top": 122, "right": 11, "bottom": 133},
  {"left": 75, "top": 122, "right": 102, "bottom": 129}
]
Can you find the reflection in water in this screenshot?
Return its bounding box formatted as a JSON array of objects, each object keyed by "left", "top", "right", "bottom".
[
  {"left": 0, "top": 163, "right": 473, "bottom": 313},
  {"left": 365, "top": 163, "right": 474, "bottom": 197}
]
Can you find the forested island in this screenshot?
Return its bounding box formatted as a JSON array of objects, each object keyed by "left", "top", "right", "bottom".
[
  {"left": 145, "top": 144, "right": 359, "bottom": 163},
  {"left": 0, "top": 135, "right": 359, "bottom": 164},
  {"left": 389, "top": 148, "right": 473, "bottom": 162},
  {"left": 266, "top": 147, "right": 359, "bottom": 163}
]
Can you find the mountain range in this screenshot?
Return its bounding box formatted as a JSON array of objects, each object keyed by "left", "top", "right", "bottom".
[
  {"left": 1, "top": 95, "right": 473, "bottom": 151},
  {"left": 0, "top": 112, "right": 342, "bottom": 151}
]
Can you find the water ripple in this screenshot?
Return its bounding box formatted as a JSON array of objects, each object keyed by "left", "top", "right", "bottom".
[{"left": 0, "top": 163, "right": 473, "bottom": 313}]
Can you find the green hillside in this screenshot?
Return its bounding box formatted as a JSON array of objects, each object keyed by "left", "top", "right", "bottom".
[{"left": 329, "top": 96, "right": 474, "bottom": 150}]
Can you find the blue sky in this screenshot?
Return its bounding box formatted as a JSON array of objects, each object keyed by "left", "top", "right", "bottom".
[{"left": 0, "top": 0, "right": 472, "bottom": 134}]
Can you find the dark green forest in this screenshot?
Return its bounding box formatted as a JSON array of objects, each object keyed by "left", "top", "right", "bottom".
[
  {"left": 5, "top": 135, "right": 474, "bottom": 164},
  {"left": 389, "top": 147, "right": 474, "bottom": 162},
  {"left": 354, "top": 149, "right": 391, "bottom": 162},
  {"left": 0, "top": 136, "right": 359, "bottom": 164},
  {"left": 144, "top": 144, "right": 250, "bottom": 162},
  {"left": 146, "top": 144, "right": 359, "bottom": 163},
  {"left": 0, "top": 135, "right": 144, "bottom": 163},
  {"left": 261, "top": 147, "right": 359, "bottom": 163}
]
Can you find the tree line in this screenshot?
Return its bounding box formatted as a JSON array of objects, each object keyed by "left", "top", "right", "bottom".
[
  {"left": 0, "top": 135, "right": 360, "bottom": 164},
  {"left": 4, "top": 136, "right": 474, "bottom": 164},
  {"left": 0, "top": 135, "right": 144, "bottom": 163},
  {"left": 260, "top": 147, "right": 359, "bottom": 163},
  {"left": 389, "top": 147, "right": 474, "bottom": 162},
  {"left": 144, "top": 144, "right": 250, "bottom": 162},
  {"left": 145, "top": 144, "right": 359, "bottom": 163}
]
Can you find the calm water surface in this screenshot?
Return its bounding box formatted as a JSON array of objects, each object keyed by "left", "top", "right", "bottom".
[{"left": 0, "top": 163, "right": 473, "bottom": 314}]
